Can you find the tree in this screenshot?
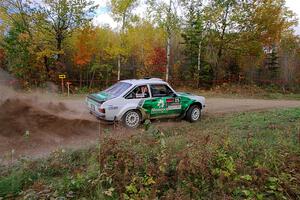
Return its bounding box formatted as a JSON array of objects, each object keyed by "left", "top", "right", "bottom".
[
  {"left": 109, "top": 0, "right": 138, "bottom": 80},
  {"left": 125, "top": 20, "right": 165, "bottom": 78},
  {"left": 278, "top": 33, "right": 300, "bottom": 91},
  {"left": 0, "top": 0, "right": 33, "bottom": 79},
  {"left": 181, "top": 0, "right": 207, "bottom": 87},
  {"left": 143, "top": 47, "right": 166, "bottom": 77},
  {"left": 203, "top": 0, "right": 240, "bottom": 81},
  {"left": 147, "top": 0, "right": 180, "bottom": 81},
  {"left": 236, "top": 0, "right": 298, "bottom": 82},
  {"left": 0, "top": 48, "right": 5, "bottom": 69},
  {"left": 1, "top": 0, "right": 299, "bottom": 91},
  {"left": 73, "top": 26, "right": 97, "bottom": 88},
  {"left": 36, "top": 0, "right": 97, "bottom": 62}
]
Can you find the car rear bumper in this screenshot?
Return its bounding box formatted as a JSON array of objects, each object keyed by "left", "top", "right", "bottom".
[
  {"left": 89, "top": 108, "right": 105, "bottom": 118},
  {"left": 88, "top": 108, "right": 117, "bottom": 123}
]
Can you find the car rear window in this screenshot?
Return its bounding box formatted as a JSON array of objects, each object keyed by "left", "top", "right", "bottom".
[{"left": 104, "top": 82, "right": 132, "bottom": 97}]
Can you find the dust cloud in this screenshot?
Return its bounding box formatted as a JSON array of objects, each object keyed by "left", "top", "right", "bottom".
[{"left": 0, "top": 69, "right": 99, "bottom": 164}]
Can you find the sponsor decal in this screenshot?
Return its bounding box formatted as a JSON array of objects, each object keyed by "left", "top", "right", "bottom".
[
  {"left": 166, "top": 98, "right": 174, "bottom": 103},
  {"left": 151, "top": 106, "right": 181, "bottom": 114},
  {"left": 150, "top": 98, "right": 182, "bottom": 114},
  {"left": 166, "top": 98, "right": 181, "bottom": 110},
  {"left": 151, "top": 108, "right": 166, "bottom": 113},
  {"left": 157, "top": 99, "right": 165, "bottom": 108},
  {"left": 108, "top": 105, "right": 118, "bottom": 110},
  {"left": 167, "top": 104, "right": 181, "bottom": 110},
  {"left": 136, "top": 93, "right": 145, "bottom": 98}
]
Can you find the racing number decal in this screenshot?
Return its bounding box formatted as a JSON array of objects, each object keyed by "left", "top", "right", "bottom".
[{"left": 166, "top": 97, "right": 181, "bottom": 110}]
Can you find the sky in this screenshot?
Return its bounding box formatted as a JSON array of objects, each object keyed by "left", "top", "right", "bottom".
[
  {"left": 286, "top": 0, "right": 300, "bottom": 34},
  {"left": 93, "top": 0, "right": 300, "bottom": 34}
]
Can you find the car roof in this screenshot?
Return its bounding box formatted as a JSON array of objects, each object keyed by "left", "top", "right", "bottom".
[{"left": 120, "top": 78, "right": 167, "bottom": 85}]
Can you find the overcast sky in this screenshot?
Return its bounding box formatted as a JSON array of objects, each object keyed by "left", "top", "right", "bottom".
[
  {"left": 93, "top": 0, "right": 300, "bottom": 34},
  {"left": 286, "top": 0, "right": 300, "bottom": 34}
]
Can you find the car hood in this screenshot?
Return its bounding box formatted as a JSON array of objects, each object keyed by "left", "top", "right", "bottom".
[
  {"left": 177, "top": 92, "right": 197, "bottom": 97},
  {"left": 177, "top": 92, "right": 205, "bottom": 104}
]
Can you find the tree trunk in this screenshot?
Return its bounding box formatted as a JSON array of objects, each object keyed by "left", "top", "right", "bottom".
[
  {"left": 89, "top": 70, "right": 95, "bottom": 89},
  {"left": 214, "top": 4, "right": 229, "bottom": 85},
  {"left": 117, "top": 55, "right": 121, "bottom": 81},
  {"left": 80, "top": 70, "right": 82, "bottom": 88},
  {"left": 106, "top": 67, "right": 109, "bottom": 87},
  {"left": 117, "top": 12, "right": 126, "bottom": 81},
  {"left": 43, "top": 56, "right": 51, "bottom": 79},
  {"left": 166, "top": 0, "right": 172, "bottom": 82},
  {"left": 166, "top": 34, "right": 171, "bottom": 82},
  {"left": 197, "top": 40, "right": 202, "bottom": 88},
  {"left": 56, "top": 34, "right": 63, "bottom": 61}
]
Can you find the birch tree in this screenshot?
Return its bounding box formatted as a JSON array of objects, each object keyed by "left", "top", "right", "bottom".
[
  {"left": 147, "top": 0, "right": 180, "bottom": 82},
  {"left": 181, "top": 0, "right": 207, "bottom": 87},
  {"left": 109, "top": 0, "right": 138, "bottom": 80}
]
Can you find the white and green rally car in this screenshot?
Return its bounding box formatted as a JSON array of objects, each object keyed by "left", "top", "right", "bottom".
[{"left": 86, "top": 78, "right": 205, "bottom": 128}]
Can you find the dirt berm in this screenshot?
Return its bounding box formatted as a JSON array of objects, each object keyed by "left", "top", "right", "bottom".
[{"left": 0, "top": 97, "right": 99, "bottom": 162}]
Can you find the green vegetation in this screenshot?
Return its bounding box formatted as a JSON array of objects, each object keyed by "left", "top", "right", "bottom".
[
  {"left": 178, "top": 84, "right": 300, "bottom": 100},
  {"left": 1, "top": 108, "right": 300, "bottom": 199}
]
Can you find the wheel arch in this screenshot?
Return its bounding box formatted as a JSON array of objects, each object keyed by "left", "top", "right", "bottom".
[
  {"left": 183, "top": 101, "right": 202, "bottom": 118},
  {"left": 188, "top": 101, "right": 203, "bottom": 110},
  {"left": 121, "top": 108, "right": 143, "bottom": 120}
]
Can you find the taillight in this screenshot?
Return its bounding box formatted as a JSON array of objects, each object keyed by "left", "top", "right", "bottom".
[{"left": 99, "top": 108, "right": 105, "bottom": 113}]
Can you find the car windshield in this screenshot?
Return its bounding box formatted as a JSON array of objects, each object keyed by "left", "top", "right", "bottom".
[{"left": 104, "top": 82, "right": 132, "bottom": 97}]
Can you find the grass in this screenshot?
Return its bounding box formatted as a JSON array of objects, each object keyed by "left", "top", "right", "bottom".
[
  {"left": 1, "top": 108, "right": 300, "bottom": 199},
  {"left": 176, "top": 84, "right": 300, "bottom": 100}
]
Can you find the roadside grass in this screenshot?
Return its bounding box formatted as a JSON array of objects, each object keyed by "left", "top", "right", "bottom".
[
  {"left": 1, "top": 108, "right": 300, "bottom": 199},
  {"left": 199, "top": 90, "right": 300, "bottom": 100},
  {"left": 176, "top": 84, "right": 300, "bottom": 100}
]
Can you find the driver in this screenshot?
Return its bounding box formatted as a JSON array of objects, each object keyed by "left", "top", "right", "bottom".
[{"left": 136, "top": 86, "right": 149, "bottom": 98}]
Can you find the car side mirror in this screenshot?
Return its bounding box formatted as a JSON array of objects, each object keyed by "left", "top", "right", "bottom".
[{"left": 172, "top": 93, "right": 177, "bottom": 97}]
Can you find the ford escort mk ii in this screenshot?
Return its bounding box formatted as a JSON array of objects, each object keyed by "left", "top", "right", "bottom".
[{"left": 86, "top": 78, "right": 205, "bottom": 128}]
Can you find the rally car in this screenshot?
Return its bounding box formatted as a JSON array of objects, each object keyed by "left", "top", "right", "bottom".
[{"left": 86, "top": 78, "right": 205, "bottom": 128}]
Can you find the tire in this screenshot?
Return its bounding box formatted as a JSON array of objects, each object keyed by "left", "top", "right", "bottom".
[
  {"left": 186, "top": 105, "right": 201, "bottom": 123},
  {"left": 123, "top": 110, "right": 141, "bottom": 128}
]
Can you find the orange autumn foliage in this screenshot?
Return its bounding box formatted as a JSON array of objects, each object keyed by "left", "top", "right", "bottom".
[{"left": 74, "top": 27, "right": 97, "bottom": 67}]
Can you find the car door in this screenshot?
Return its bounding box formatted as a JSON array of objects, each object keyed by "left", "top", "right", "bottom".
[{"left": 147, "top": 84, "right": 182, "bottom": 118}]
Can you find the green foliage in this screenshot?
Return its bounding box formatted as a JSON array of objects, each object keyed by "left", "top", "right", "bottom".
[
  {"left": 1, "top": 0, "right": 300, "bottom": 89},
  {"left": 109, "top": 0, "right": 138, "bottom": 26},
  {"left": 0, "top": 169, "right": 37, "bottom": 196},
  {"left": 3, "top": 22, "right": 33, "bottom": 79},
  {"left": 1, "top": 108, "right": 300, "bottom": 199}
]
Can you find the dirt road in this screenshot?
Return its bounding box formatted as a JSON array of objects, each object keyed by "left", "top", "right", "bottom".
[
  {"left": 1, "top": 96, "right": 300, "bottom": 164},
  {"left": 204, "top": 98, "right": 300, "bottom": 115}
]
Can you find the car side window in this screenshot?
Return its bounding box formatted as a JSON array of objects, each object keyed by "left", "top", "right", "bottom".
[
  {"left": 150, "top": 84, "right": 174, "bottom": 97},
  {"left": 126, "top": 85, "right": 150, "bottom": 99}
]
